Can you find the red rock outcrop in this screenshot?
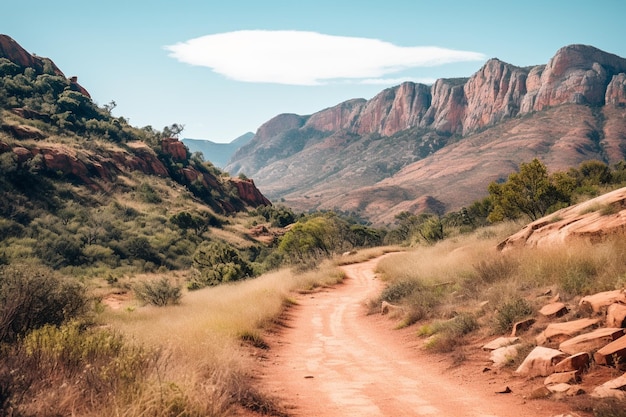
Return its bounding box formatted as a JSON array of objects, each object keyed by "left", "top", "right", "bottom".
[
  {"left": 305, "top": 99, "right": 365, "bottom": 132},
  {"left": 0, "top": 34, "right": 63, "bottom": 75},
  {"left": 606, "top": 73, "right": 626, "bottom": 105},
  {"left": 229, "top": 177, "right": 272, "bottom": 207},
  {"left": 0, "top": 34, "right": 90, "bottom": 97},
  {"left": 524, "top": 44, "right": 626, "bottom": 111},
  {"left": 498, "top": 187, "right": 626, "bottom": 251},
  {"left": 161, "top": 137, "right": 188, "bottom": 162},
  {"left": 463, "top": 59, "right": 527, "bottom": 134}
]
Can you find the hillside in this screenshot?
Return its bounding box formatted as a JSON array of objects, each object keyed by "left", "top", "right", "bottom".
[
  {"left": 183, "top": 131, "right": 253, "bottom": 168},
  {"left": 0, "top": 34, "right": 271, "bottom": 274},
  {"left": 227, "top": 44, "right": 626, "bottom": 226}
]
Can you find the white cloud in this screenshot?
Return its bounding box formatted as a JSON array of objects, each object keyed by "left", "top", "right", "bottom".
[{"left": 165, "top": 30, "right": 485, "bottom": 86}]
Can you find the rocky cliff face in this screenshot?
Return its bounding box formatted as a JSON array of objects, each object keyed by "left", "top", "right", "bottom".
[
  {"left": 242, "top": 44, "right": 626, "bottom": 147},
  {"left": 227, "top": 44, "right": 626, "bottom": 225}
]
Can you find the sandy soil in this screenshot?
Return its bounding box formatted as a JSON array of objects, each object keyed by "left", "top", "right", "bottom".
[{"left": 249, "top": 255, "right": 581, "bottom": 417}]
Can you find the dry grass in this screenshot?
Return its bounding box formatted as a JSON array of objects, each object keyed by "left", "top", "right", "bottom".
[
  {"left": 100, "top": 261, "right": 344, "bottom": 416},
  {"left": 375, "top": 221, "right": 626, "bottom": 338}
]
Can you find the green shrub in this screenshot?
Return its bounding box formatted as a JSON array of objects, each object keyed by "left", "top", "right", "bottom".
[
  {"left": 189, "top": 241, "right": 253, "bottom": 289},
  {"left": 380, "top": 280, "right": 420, "bottom": 303},
  {"left": 423, "top": 313, "right": 479, "bottom": 353},
  {"left": 134, "top": 277, "right": 182, "bottom": 306},
  {"left": 0, "top": 264, "right": 86, "bottom": 343},
  {"left": 0, "top": 323, "right": 156, "bottom": 416},
  {"left": 493, "top": 297, "right": 533, "bottom": 334}
]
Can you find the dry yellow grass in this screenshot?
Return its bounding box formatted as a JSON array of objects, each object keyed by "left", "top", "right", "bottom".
[
  {"left": 101, "top": 261, "right": 345, "bottom": 416},
  {"left": 375, "top": 221, "right": 626, "bottom": 340}
]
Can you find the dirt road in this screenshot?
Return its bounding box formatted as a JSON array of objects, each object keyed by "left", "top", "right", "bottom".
[{"left": 256, "top": 255, "right": 570, "bottom": 417}]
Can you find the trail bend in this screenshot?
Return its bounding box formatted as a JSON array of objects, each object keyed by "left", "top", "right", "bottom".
[{"left": 256, "top": 254, "right": 569, "bottom": 417}]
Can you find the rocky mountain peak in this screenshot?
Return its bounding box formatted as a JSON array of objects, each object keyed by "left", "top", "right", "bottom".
[{"left": 227, "top": 44, "right": 626, "bottom": 225}]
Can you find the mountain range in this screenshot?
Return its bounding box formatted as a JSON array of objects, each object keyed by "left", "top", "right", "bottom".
[
  {"left": 183, "top": 132, "right": 253, "bottom": 168},
  {"left": 226, "top": 44, "right": 626, "bottom": 226}
]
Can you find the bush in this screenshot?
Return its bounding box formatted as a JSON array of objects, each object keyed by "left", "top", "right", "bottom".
[
  {"left": 134, "top": 277, "right": 182, "bottom": 306},
  {"left": 0, "top": 264, "right": 86, "bottom": 343},
  {"left": 493, "top": 297, "right": 533, "bottom": 334},
  {"left": 473, "top": 256, "right": 517, "bottom": 284},
  {"left": 380, "top": 280, "right": 420, "bottom": 303},
  {"left": 423, "top": 313, "right": 479, "bottom": 353},
  {"left": 0, "top": 323, "right": 156, "bottom": 416},
  {"left": 190, "top": 241, "right": 253, "bottom": 289}
]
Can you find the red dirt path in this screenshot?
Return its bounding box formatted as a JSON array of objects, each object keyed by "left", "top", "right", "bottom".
[{"left": 251, "top": 255, "right": 578, "bottom": 417}]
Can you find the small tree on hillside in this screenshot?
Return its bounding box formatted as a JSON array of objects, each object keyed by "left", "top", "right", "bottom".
[
  {"left": 189, "top": 241, "right": 252, "bottom": 289},
  {"left": 488, "top": 158, "right": 572, "bottom": 222}
]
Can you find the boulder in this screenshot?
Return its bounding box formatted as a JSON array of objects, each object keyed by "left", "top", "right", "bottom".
[
  {"left": 536, "top": 318, "right": 600, "bottom": 345},
  {"left": 554, "top": 352, "right": 590, "bottom": 373},
  {"left": 516, "top": 346, "right": 567, "bottom": 377},
  {"left": 482, "top": 336, "right": 520, "bottom": 351},
  {"left": 489, "top": 344, "right": 522, "bottom": 367},
  {"left": 579, "top": 290, "right": 626, "bottom": 314},
  {"left": 539, "top": 302, "right": 568, "bottom": 318},
  {"left": 591, "top": 373, "right": 626, "bottom": 399},
  {"left": 546, "top": 383, "right": 580, "bottom": 396},
  {"left": 559, "top": 328, "right": 625, "bottom": 355},
  {"left": 594, "top": 334, "right": 626, "bottom": 366},
  {"left": 161, "top": 137, "right": 188, "bottom": 162},
  {"left": 511, "top": 318, "right": 535, "bottom": 336},
  {"left": 229, "top": 177, "right": 273, "bottom": 207},
  {"left": 545, "top": 370, "right": 581, "bottom": 385},
  {"left": 606, "top": 303, "right": 626, "bottom": 328}
]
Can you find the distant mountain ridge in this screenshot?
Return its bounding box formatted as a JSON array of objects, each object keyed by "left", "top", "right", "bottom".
[
  {"left": 183, "top": 132, "right": 253, "bottom": 168},
  {"left": 227, "top": 44, "right": 626, "bottom": 225}
]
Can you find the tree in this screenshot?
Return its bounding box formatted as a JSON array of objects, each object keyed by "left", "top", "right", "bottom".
[
  {"left": 162, "top": 123, "right": 185, "bottom": 138},
  {"left": 190, "top": 241, "right": 252, "bottom": 288},
  {"left": 488, "top": 158, "right": 572, "bottom": 222},
  {"left": 0, "top": 264, "right": 86, "bottom": 343}
]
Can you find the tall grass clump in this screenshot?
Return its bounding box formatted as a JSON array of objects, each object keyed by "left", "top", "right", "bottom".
[
  {"left": 420, "top": 312, "right": 479, "bottom": 353},
  {"left": 0, "top": 322, "right": 157, "bottom": 417}
]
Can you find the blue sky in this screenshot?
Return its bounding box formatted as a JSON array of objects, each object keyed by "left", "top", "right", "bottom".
[{"left": 4, "top": 0, "right": 626, "bottom": 142}]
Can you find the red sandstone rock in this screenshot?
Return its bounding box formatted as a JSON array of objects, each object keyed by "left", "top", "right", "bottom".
[
  {"left": 606, "top": 73, "right": 626, "bottom": 106},
  {"left": 515, "top": 346, "right": 567, "bottom": 377},
  {"left": 580, "top": 290, "right": 626, "bottom": 314},
  {"left": 539, "top": 302, "right": 568, "bottom": 318},
  {"left": 536, "top": 318, "right": 600, "bottom": 345},
  {"left": 559, "top": 328, "right": 625, "bottom": 355},
  {"left": 0, "top": 34, "right": 63, "bottom": 75},
  {"left": 554, "top": 352, "right": 591, "bottom": 373},
  {"left": 229, "top": 177, "right": 272, "bottom": 207},
  {"left": 161, "top": 138, "right": 188, "bottom": 162},
  {"left": 594, "top": 334, "right": 626, "bottom": 366},
  {"left": 498, "top": 188, "right": 626, "bottom": 251},
  {"left": 591, "top": 373, "right": 626, "bottom": 399}
]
